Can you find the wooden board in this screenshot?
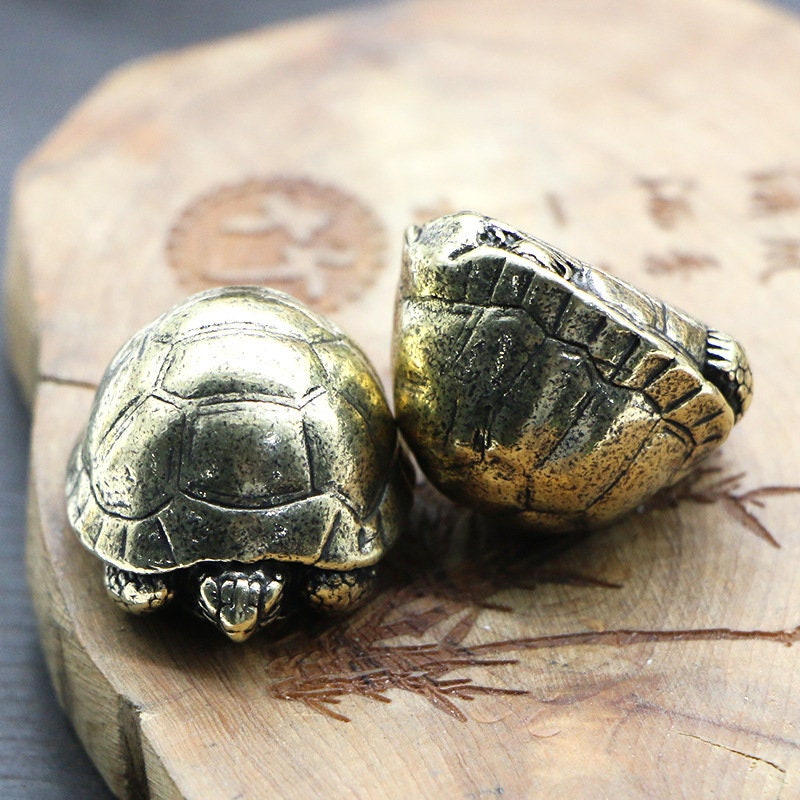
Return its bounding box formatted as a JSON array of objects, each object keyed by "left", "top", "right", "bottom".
[{"left": 7, "top": 0, "right": 800, "bottom": 796}]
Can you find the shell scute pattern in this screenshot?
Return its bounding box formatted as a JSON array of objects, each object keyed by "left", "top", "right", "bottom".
[
  {"left": 92, "top": 395, "right": 183, "bottom": 519},
  {"left": 394, "top": 212, "right": 751, "bottom": 531},
  {"left": 69, "top": 286, "right": 409, "bottom": 574}
]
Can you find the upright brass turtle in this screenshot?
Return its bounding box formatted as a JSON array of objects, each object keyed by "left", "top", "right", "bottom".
[
  {"left": 67, "top": 286, "right": 412, "bottom": 641},
  {"left": 393, "top": 212, "right": 752, "bottom": 532}
]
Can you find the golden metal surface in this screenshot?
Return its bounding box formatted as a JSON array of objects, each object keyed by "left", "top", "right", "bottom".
[
  {"left": 393, "top": 212, "right": 752, "bottom": 532},
  {"left": 66, "top": 286, "right": 412, "bottom": 641}
]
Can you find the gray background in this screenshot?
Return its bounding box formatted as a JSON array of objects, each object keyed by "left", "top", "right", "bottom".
[{"left": 0, "top": 1, "right": 798, "bottom": 797}]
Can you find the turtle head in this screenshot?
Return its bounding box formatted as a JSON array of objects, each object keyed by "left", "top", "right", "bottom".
[
  {"left": 703, "top": 329, "right": 753, "bottom": 421},
  {"left": 195, "top": 564, "right": 285, "bottom": 642}
]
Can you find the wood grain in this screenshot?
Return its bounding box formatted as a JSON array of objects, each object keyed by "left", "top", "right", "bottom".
[{"left": 7, "top": 0, "right": 800, "bottom": 796}]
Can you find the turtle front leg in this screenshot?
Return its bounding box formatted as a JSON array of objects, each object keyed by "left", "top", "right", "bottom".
[
  {"left": 104, "top": 564, "right": 174, "bottom": 614},
  {"left": 302, "top": 566, "right": 378, "bottom": 613},
  {"left": 193, "top": 563, "right": 285, "bottom": 643}
]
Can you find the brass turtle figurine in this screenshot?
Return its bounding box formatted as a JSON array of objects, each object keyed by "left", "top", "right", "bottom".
[
  {"left": 393, "top": 212, "right": 752, "bottom": 533},
  {"left": 67, "top": 286, "right": 412, "bottom": 641}
]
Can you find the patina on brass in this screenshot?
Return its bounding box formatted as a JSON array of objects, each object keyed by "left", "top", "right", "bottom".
[
  {"left": 66, "top": 286, "right": 412, "bottom": 641},
  {"left": 393, "top": 212, "right": 752, "bottom": 533}
]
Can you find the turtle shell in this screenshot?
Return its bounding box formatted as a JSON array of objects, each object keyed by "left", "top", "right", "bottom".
[
  {"left": 393, "top": 212, "right": 752, "bottom": 532},
  {"left": 67, "top": 286, "right": 411, "bottom": 573}
]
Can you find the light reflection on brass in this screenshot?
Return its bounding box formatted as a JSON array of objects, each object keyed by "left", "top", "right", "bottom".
[
  {"left": 393, "top": 212, "right": 752, "bottom": 532},
  {"left": 66, "top": 286, "right": 412, "bottom": 641}
]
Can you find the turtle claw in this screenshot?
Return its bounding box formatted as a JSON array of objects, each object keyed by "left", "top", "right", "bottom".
[
  {"left": 104, "top": 564, "right": 174, "bottom": 614},
  {"left": 704, "top": 329, "right": 753, "bottom": 420},
  {"left": 196, "top": 565, "right": 285, "bottom": 642},
  {"left": 303, "top": 566, "right": 377, "bottom": 613}
]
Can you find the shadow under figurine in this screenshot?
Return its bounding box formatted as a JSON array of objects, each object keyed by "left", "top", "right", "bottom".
[
  {"left": 66, "top": 286, "right": 413, "bottom": 642},
  {"left": 393, "top": 212, "right": 752, "bottom": 533}
]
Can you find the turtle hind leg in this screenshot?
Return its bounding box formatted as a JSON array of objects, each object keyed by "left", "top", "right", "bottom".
[
  {"left": 302, "top": 566, "right": 378, "bottom": 613},
  {"left": 104, "top": 564, "right": 174, "bottom": 614},
  {"left": 703, "top": 329, "right": 753, "bottom": 421},
  {"left": 193, "top": 562, "right": 285, "bottom": 643}
]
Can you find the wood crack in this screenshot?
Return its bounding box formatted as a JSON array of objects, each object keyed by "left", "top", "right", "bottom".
[
  {"left": 38, "top": 373, "right": 99, "bottom": 391},
  {"left": 677, "top": 731, "right": 786, "bottom": 775},
  {"left": 118, "top": 696, "right": 150, "bottom": 800}
]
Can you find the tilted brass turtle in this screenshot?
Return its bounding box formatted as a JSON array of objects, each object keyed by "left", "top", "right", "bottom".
[
  {"left": 66, "top": 286, "right": 412, "bottom": 641},
  {"left": 393, "top": 212, "right": 752, "bottom": 533}
]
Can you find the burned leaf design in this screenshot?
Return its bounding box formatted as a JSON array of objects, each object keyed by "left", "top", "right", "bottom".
[
  {"left": 265, "top": 470, "right": 800, "bottom": 722},
  {"left": 748, "top": 168, "right": 800, "bottom": 216},
  {"left": 544, "top": 192, "right": 568, "bottom": 227},
  {"left": 644, "top": 250, "right": 719, "bottom": 276},
  {"left": 264, "top": 489, "right": 620, "bottom": 721},
  {"left": 382, "top": 485, "right": 617, "bottom": 610},
  {"left": 266, "top": 597, "right": 526, "bottom": 723},
  {"left": 642, "top": 463, "right": 800, "bottom": 548},
  {"left": 760, "top": 237, "right": 800, "bottom": 283},
  {"left": 638, "top": 177, "right": 695, "bottom": 230}
]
